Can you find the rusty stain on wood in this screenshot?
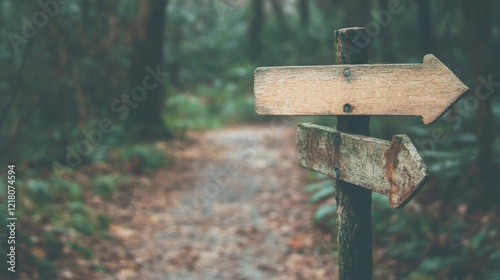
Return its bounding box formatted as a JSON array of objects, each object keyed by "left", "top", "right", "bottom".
[
  {"left": 255, "top": 54, "right": 469, "bottom": 125},
  {"left": 297, "top": 123, "right": 430, "bottom": 208}
]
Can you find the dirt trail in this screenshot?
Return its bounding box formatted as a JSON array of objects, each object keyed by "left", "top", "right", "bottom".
[{"left": 106, "top": 124, "right": 338, "bottom": 280}]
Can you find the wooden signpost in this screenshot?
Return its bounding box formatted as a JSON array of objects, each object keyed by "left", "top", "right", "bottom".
[
  {"left": 253, "top": 27, "right": 468, "bottom": 279},
  {"left": 296, "top": 123, "right": 430, "bottom": 209},
  {"left": 255, "top": 55, "right": 468, "bottom": 125}
]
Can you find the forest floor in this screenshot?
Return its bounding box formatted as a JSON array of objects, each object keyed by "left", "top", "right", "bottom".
[{"left": 79, "top": 124, "right": 338, "bottom": 280}]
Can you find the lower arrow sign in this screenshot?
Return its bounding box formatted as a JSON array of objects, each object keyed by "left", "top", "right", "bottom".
[{"left": 297, "top": 123, "right": 430, "bottom": 208}]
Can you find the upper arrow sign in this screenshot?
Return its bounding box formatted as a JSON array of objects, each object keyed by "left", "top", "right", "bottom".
[
  {"left": 255, "top": 54, "right": 469, "bottom": 125},
  {"left": 297, "top": 123, "right": 430, "bottom": 208}
]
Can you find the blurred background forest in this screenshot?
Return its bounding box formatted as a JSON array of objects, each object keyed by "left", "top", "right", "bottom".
[{"left": 0, "top": 0, "right": 499, "bottom": 279}]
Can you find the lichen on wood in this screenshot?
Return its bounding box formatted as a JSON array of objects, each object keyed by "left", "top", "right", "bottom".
[
  {"left": 296, "top": 123, "right": 430, "bottom": 208},
  {"left": 334, "top": 27, "right": 372, "bottom": 280}
]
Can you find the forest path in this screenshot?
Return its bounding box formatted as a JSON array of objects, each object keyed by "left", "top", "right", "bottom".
[{"left": 106, "top": 124, "right": 337, "bottom": 280}]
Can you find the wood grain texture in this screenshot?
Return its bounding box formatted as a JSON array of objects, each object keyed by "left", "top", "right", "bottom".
[
  {"left": 296, "top": 123, "right": 430, "bottom": 208},
  {"left": 334, "top": 28, "right": 372, "bottom": 280},
  {"left": 255, "top": 54, "right": 469, "bottom": 125}
]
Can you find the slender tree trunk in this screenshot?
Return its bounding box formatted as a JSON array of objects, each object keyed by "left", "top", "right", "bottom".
[
  {"left": 343, "top": 1, "right": 370, "bottom": 27},
  {"left": 168, "top": 25, "right": 181, "bottom": 88},
  {"left": 248, "top": 0, "right": 264, "bottom": 59},
  {"left": 316, "top": 0, "right": 336, "bottom": 19},
  {"left": 461, "top": 0, "right": 497, "bottom": 209},
  {"left": 299, "top": 0, "right": 310, "bottom": 26},
  {"left": 416, "top": 0, "right": 433, "bottom": 55},
  {"left": 130, "top": 0, "right": 171, "bottom": 138},
  {"left": 270, "top": 0, "right": 286, "bottom": 28}
]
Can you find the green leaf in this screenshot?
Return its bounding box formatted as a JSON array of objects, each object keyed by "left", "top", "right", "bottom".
[
  {"left": 419, "top": 257, "right": 458, "bottom": 273},
  {"left": 71, "top": 214, "right": 94, "bottom": 236},
  {"left": 92, "top": 175, "right": 119, "bottom": 198},
  {"left": 310, "top": 185, "right": 335, "bottom": 203},
  {"left": 53, "top": 178, "right": 82, "bottom": 199},
  {"left": 470, "top": 230, "right": 488, "bottom": 250},
  {"left": 67, "top": 202, "right": 84, "bottom": 213},
  {"left": 305, "top": 179, "right": 334, "bottom": 193},
  {"left": 313, "top": 204, "right": 337, "bottom": 223},
  {"left": 27, "top": 179, "right": 51, "bottom": 204},
  {"left": 306, "top": 171, "right": 329, "bottom": 180}
]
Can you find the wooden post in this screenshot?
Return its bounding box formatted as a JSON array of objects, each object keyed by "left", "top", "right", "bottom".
[
  {"left": 334, "top": 28, "right": 372, "bottom": 279},
  {"left": 254, "top": 25, "right": 467, "bottom": 280}
]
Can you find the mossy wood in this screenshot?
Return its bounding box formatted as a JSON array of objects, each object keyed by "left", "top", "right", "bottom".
[
  {"left": 254, "top": 54, "right": 468, "bottom": 125},
  {"left": 334, "top": 27, "right": 372, "bottom": 280},
  {"left": 297, "top": 123, "right": 430, "bottom": 208}
]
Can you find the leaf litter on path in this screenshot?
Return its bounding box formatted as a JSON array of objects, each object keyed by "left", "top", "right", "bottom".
[{"left": 87, "top": 125, "right": 338, "bottom": 280}]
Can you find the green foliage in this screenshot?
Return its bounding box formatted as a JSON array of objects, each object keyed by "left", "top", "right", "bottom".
[
  {"left": 160, "top": 0, "right": 258, "bottom": 135},
  {"left": 164, "top": 77, "right": 255, "bottom": 134},
  {"left": 27, "top": 179, "right": 52, "bottom": 205},
  {"left": 309, "top": 182, "right": 335, "bottom": 204},
  {"left": 0, "top": 173, "right": 118, "bottom": 278},
  {"left": 92, "top": 175, "right": 120, "bottom": 198},
  {"left": 32, "top": 258, "right": 59, "bottom": 280},
  {"left": 313, "top": 204, "right": 337, "bottom": 230},
  {"left": 164, "top": 93, "right": 223, "bottom": 133},
  {"left": 371, "top": 194, "right": 500, "bottom": 279},
  {"left": 71, "top": 213, "right": 95, "bottom": 236},
  {"left": 118, "top": 144, "right": 171, "bottom": 173},
  {"left": 304, "top": 174, "right": 337, "bottom": 230},
  {"left": 306, "top": 172, "right": 500, "bottom": 279},
  {"left": 68, "top": 242, "right": 94, "bottom": 259}
]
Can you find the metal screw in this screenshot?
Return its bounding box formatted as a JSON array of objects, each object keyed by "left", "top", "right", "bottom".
[
  {"left": 335, "top": 168, "right": 341, "bottom": 178},
  {"left": 343, "top": 104, "right": 352, "bottom": 113},
  {"left": 344, "top": 68, "right": 351, "bottom": 77},
  {"left": 335, "top": 135, "right": 341, "bottom": 145}
]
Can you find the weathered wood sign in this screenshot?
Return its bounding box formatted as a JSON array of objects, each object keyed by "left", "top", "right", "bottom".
[
  {"left": 296, "top": 123, "right": 430, "bottom": 208},
  {"left": 254, "top": 27, "right": 468, "bottom": 279},
  {"left": 255, "top": 54, "right": 469, "bottom": 125}
]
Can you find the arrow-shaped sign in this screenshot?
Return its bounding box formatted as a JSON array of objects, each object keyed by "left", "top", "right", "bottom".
[
  {"left": 296, "top": 123, "right": 430, "bottom": 208},
  {"left": 255, "top": 54, "right": 469, "bottom": 125}
]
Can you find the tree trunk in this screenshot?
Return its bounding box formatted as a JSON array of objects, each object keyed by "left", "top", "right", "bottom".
[
  {"left": 299, "top": 0, "right": 310, "bottom": 26},
  {"left": 461, "top": 0, "right": 497, "bottom": 210},
  {"left": 129, "top": 0, "right": 171, "bottom": 138},
  {"left": 168, "top": 24, "right": 181, "bottom": 88},
  {"left": 416, "top": 0, "right": 433, "bottom": 55},
  {"left": 248, "top": 0, "right": 264, "bottom": 59},
  {"left": 270, "top": 0, "right": 286, "bottom": 28},
  {"left": 343, "top": 1, "right": 370, "bottom": 28},
  {"left": 316, "top": 0, "right": 336, "bottom": 19}
]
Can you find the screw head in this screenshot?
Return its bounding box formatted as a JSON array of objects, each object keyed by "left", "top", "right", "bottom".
[
  {"left": 344, "top": 68, "right": 351, "bottom": 77},
  {"left": 343, "top": 104, "right": 352, "bottom": 113},
  {"left": 334, "top": 168, "right": 341, "bottom": 178}
]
